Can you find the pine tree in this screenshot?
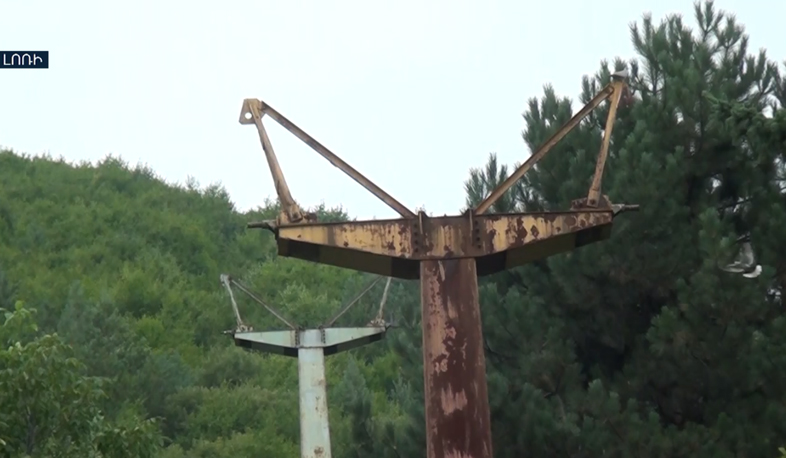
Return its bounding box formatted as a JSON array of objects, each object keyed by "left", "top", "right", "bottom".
[
  {"left": 333, "top": 356, "right": 376, "bottom": 457},
  {"left": 454, "top": 1, "right": 786, "bottom": 456}
]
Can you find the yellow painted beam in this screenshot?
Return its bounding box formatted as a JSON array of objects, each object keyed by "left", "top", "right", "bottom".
[{"left": 273, "top": 210, "right": 614, "bottom": 279}]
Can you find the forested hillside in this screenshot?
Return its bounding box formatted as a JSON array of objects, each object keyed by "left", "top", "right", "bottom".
[{"left": 2, "top": 2, "right": 786, "bottom": 457}]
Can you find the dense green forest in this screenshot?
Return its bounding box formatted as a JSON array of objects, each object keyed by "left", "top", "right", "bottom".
[{"left": 2, "top": 2, "right": 786, "bottom": 457}]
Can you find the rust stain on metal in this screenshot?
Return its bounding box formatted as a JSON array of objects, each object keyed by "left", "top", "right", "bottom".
[
  {"left": 274, "top": 211, "right": 614, "bottom": 278},
  {"left": 486, "top": 227, "right": 497, "bottom": 252},
  {"left": 444, "top": 245, "right": 455, "bottom": 257},
  {"left": 278, "top": 212, "right": 611, "bottom": 258},
  {"left": 421, "top": 259, "right": 492, "bottom": 458},
  {"left": 530, "top": 225, "right": 540, "bottom": 239},
  {"left": 325, "top": 229, "right": 336, "bottom": 250},
  {"left": 441, "top": 386, "right": 469, "bottom": 414},
  {"left": 508, "top": 217, "right": 528, "bottom": 245}
]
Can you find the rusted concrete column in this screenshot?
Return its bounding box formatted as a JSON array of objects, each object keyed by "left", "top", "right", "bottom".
[{"left": 420, "top": 258, "right": 493, "bottom": 458}]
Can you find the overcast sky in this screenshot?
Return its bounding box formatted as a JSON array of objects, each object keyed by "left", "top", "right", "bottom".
[{"left": 1, "top": 0, "right": 783, "bottom": 220}]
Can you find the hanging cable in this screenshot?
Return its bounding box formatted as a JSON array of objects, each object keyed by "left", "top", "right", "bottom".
[
  {"left": 220, "top": 274, "right": 252, "bottom": 332},
  {"left": 369, "top": 277, "right": 392, "bottom": 326},
  {"left": 224, "top": 275, "right": 298, "bottom": 330},
  {"left": 322, "top": 276, "right": 383, "bottom": 327},
  {"left": 221, "top": 273, "right": 395, "bottom": 332}
]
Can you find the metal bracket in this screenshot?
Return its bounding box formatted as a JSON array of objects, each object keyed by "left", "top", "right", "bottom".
[
  {"left": 474, "top": 70, "right": 630, "bottom": 215},
  {"left": 239, "top": 98, "right": 416, "bottom": 222},
  {"left": 468, "top": 211, "right": 482, "bottom": 250},
  {"left": 412, "top": 212, "right": 426, "bottom": 255}
]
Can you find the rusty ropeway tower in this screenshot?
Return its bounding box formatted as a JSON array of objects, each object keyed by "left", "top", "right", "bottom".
[{"left": 238, "top": 70, "right": 638, "bottom": 458}]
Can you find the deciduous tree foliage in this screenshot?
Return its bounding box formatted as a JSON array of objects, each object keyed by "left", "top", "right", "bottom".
[
  {"left": 0, "top": 1, "right": 784, "bottom": 457},
  {"left": 0, "top": 303, "right": 161, "bottom": 458},
  {"left": 0, "top": 152, "right": 407, "bottom": 456}
]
